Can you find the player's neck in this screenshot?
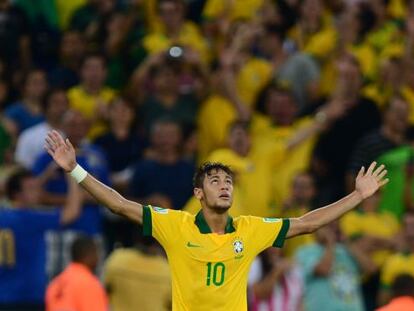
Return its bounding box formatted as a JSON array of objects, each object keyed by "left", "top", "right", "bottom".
[{"left": 201, "top": 208, "right": 229, "bottom": 235}]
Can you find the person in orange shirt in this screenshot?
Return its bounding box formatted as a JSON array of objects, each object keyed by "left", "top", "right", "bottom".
[
  {"left": 377, "top": 274, "right": 414, "bottom": 311},
  {"left": 45, "top": 236, "right": 108, "bottom": 311}
]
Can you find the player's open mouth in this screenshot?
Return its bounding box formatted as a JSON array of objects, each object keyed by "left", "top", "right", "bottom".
[{"left": 219, "top": 194, "right": 230, "bottom": 199}]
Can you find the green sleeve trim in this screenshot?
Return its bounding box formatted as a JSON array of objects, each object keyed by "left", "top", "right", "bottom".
[
  {"left": 142, "top": 206, "right": 152, "bottom": 236},
  {"left": 272, "top": 219, "right": 290, "bottom": 248}
]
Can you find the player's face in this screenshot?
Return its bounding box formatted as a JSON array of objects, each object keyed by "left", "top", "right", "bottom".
[{"left": 197, "top": 169, "right": 233, "bottom": 212}]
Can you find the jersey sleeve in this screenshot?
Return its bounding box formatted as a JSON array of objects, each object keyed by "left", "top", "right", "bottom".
[
  {"left": 247, "top": 216, "right": 290, "bottom": 254},
  {"left": 142, "top": 205, "right": 184, "bottom": 248}
]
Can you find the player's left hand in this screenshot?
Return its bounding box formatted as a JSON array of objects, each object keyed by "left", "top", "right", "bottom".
[{"left": 355, "top": 162, "right": 389, "bottom": 200}]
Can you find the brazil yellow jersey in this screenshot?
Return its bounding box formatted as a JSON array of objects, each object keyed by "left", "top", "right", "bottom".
[{"left": 142, "top": 206, "right": 290, "bottom": 311}]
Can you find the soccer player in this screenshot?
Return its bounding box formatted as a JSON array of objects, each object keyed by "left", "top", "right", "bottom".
[{"left": 45, "top": 130, "right": 389, "bottom": 310}]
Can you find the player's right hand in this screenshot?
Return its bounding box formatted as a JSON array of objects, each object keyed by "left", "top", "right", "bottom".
[{"left": 45, "top": 130, "right": 77, "bottom": 172}]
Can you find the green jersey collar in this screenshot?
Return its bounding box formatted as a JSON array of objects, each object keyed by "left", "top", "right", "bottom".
[{"left": 195, "top": 210, "right": 236, "bottom": 234}]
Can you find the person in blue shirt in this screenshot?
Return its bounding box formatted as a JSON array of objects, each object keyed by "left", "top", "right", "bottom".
[
  {"left": 295, "top": 223, "right": 375, "bottom": 311},
  {"left": 3, "top": 69, "right": 48, "bottom": 138},
  {"left": 0, "top": 169, "right": 82, "bottom": 310},
  {"left": 128, "top": 118, "right": 194, "bottom": 210},
  {"left": 32, "top": 110, "right": 109, "bottom": 235},
  {"left": 32, "top": 109, "right": 109, "bottom": 275}
]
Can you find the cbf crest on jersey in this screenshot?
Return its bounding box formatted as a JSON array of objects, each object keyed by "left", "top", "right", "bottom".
[{"left": 232, "top": 237, "right": 244, "bottom": 259}]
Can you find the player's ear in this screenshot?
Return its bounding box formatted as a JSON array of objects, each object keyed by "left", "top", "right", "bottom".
[{"left": 194, "top": 187, "right": 203, "bottom": 200}]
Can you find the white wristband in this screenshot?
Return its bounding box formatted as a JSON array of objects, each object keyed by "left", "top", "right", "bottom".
[{"left": 70, "top": 164, "right": 88, "bottom": 183}]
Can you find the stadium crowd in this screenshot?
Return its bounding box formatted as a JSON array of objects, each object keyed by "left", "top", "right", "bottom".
[{"left": 1, "top": 0, "right": 414, "bottom": 310}]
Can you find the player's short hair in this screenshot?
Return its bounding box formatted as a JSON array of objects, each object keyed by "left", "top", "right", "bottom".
[
  {"left": 391, "top": 274, "right": 414, "bottom": 298},
  {"left": 193, "top": 162, "right": 234, "bottom": 188},
  {"left": 5, "top": 169, "right": 33, "bottom": 201},
  {"left": 71, "top": 235, "right": 97, "bottom": 262}
]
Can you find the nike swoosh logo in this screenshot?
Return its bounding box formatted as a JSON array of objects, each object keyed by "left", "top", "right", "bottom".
[{"left": 187, "top": 242, "right": 202, "bottom": 248}]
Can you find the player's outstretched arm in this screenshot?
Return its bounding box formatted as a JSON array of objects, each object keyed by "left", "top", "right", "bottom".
[
  {"left": 45, "top": 130, "right": 143, "bottom": 224},
  {"left": 287, "top": 162, "right": 388, "bottom": 238}
]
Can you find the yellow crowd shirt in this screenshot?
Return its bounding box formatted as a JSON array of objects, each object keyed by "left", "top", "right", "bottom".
[
  {"left": 207, "top": 143, "right": 286, "bottom": 218},
  {"left": 400, "top": 85, "right": 414, "bottom": 124},
  {"left": 381, "top": 252, "right": 414, "bottom": 288},
  {"left": 68, "top": 86, "right": 116, "bottom": 139},
  {"left": 142, "top": 22, "right": 210, "bottom": 63},
  {"left": 196, "top": 95, "right": 237, "bottom": 162},
  {"left": 142, "top": 206, "right": 290, "bottom": 311},
  {"left": 236, "top": 58, "right": 273, "bottom": 108},
  {"left": 203, "top": 0, "right": 264, "bottom": 22},
  {"left": 104, "top": 248, "right": 171, "bottom": 311},
  {"left": 340, "top": 210, "right": 399, "bottom": 267},
  {"left": 251, "top": 115, "right": 317, "bottom": 210}
]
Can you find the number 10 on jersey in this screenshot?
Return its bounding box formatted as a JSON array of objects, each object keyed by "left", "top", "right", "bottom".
[{"left": 206, "top": 262, "right": 225, "bottom": 286}]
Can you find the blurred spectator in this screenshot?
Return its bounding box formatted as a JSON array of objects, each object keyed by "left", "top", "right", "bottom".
[
  {"left": 15, "top": 0, "right": 61, "bottom": 69},
  {"left": 104, "top": 233, "right": 171, "bottom": 311},
  {"left": 69, "top": 0, "right": 117, "bottom": 42},
  {"left": 379, "top": 211, "right": 414, "bottom": 304},
  {"left": 2, "top": 68, "right": 48, "bottom": 138},
  {"left": 129, "top": 118, "right": 194, "bottom": 210},
  {"left": 248, "top": 248, "right": 303, "bottom": 311},
  {"left": 312, "top": 53, "right": 381, "bottom": 204},
  {"left": 337, "top": 2, "right": 378, "bottom": 81},
  {"left": 48, "top": 30, "right": 85, "bottom": 89},
  {"left": 45, "top": 236, "right": 108, "bottom": 311},
  {"left": 93, "top": 96, "right": 145, "bottom": 250},
  {"left": 93, "top": 97, "right": 145, "bottom": 190},
  {"left": 251, "top": 82, "right": 344, "bottom": 209},
  {"left": 54, "top": 0, "right": 86, "bottom": 30},
  {"left": 364, "top": 0, "right": 401, "bottom": 55},
  {"left": 33, "top": 110, "right": 108, "bottom": 235},
  {"left": 0, "top": 169, "right": 82, "bottom": 310},
  {"left": 282, "top": 172, "right": 316, "bottom": 257},
  {"left": 377, "top": 274, "right": 414, "bottom": 311},
  {"left": 205, "top": 118, "right": 319, "bottom": 217},
  {"left": 401, "top": 61, "right": 414, "bottom": 124},
  {"left": 142, "top": 0, "right": 209, "bottom": 63},
  {"left": 68, "top": 52, "right": 116, "bottom": 139},
  {"left": 0, "top": 0, "right": 31, "bottom": 71},
  {"left": 202, "top": 0, "right": 264, "bottom": 24},
  {"left": 363, "top": 57, "right": 403, "bottom": 107},
  {"left": 196, "top": 67, "right": 237, "bottom": 161},
  {"left": 346, "top": 96, "right": 410, "bottom": 191},
  {"left": 295, "top": 223, "right": 374, "bottom": 311},
  {"left": 288, "top": 0, "right": 337, "bottom": 61},
  {"left": 258, "top": 25, "right": 320, "bottom": 110},
  {"left": 15, "top": 88, "right": 68, "bottom": 169},
  {"left": 134, "top": 56, "right": 200, "bottom": 136},
  {"left": 376, "top": 126, "right": 414, "bottom": 219},
  {"left": 340, "top": 191, "right": 400, "bottom": 310},
  {"left": 32, "top": 110, "right": 107, "bottom": 276}
]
